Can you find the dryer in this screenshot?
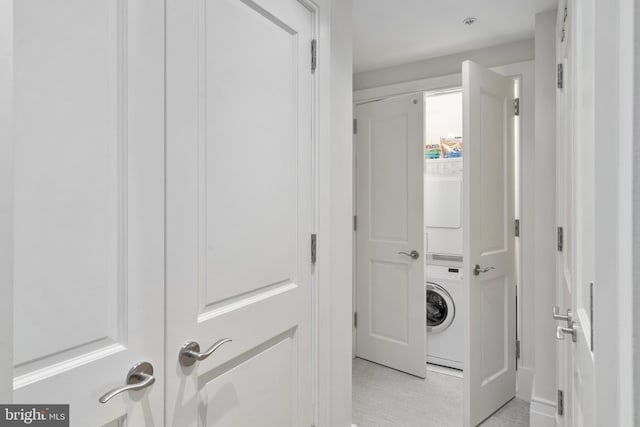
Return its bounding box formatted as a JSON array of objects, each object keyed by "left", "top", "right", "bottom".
[{"left": 426, "top": 264, "right": 465, "bottom": 370}]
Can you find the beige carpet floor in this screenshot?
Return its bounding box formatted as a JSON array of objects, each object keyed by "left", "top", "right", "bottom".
[{"left": 353, "top": 358, "right": 530, "bottom": 427}]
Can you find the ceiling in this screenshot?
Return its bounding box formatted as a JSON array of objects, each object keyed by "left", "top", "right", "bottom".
[{"left": 353, "top": 0, "right": 557, "bottom": 73}]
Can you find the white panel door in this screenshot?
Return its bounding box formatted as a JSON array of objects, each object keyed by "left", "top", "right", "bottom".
[
  {"left": 12, "top": 1, "right": 164, "bottom": 425},
  {"left": 555, "top": 0, "right": 597, "bottom": 425},
  {"left": 462, "top": 61, "right": 516, "bottom": 426},
  {"left": 355, "top": 94, "right": 426, "bottom": 378},
  {"left": 555, "top": 1, "right": 575, "bottom": 425},
  {"left": 165, "top": 0, "right": 314, "bottom": 425}
]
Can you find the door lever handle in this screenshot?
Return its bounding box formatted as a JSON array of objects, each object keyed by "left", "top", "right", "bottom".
[
  {"left": 99, "top": 361, "right": 155, "bottom": 403},
  {"left": 179, "top": 338, "right": 233, "bottom": 367},
  {"left": 556, "top": 321, "right": 577, "bottom": 342},
  {"left": 398, "top": 250, "right": 420, "bottom": 260},
  {"left": 473, "top": 264, "right": 495, "bottom": 276},
  {"left": 552, "top": 306, "right": 573, "bottom": 325}
]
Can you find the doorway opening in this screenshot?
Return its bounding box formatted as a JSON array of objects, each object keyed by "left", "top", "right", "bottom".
[{"left": 352, "top": 66, "right": 523, "bottom": 426}]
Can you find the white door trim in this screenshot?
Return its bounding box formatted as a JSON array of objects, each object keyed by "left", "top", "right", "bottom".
[
  {"left": 593, "top": 0, "right": 635, "bottom": 424},
  {"left": 315, "top": 0, "right": 354, "bottom": 425},
  {"left": 0, "top": 0, "right": 14, "bottom": 404},
  {"left": 353, "top": 61, "right": 529, "bottom": 104}
]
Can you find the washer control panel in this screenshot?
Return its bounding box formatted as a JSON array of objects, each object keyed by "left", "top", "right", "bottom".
[{"left": 426, "top": 265, "right": 463, "bottom": 280}]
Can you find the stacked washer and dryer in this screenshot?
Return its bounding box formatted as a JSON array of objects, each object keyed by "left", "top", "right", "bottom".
[{"left": 424, "top": 157, "right": 465, "bottom": 371}]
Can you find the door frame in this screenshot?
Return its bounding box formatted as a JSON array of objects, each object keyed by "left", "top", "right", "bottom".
[
  {"left": 314, "top": 0, "right": 354, "bottom": 425},
  {"left": 0, "top": 0, "right": 14, "bottom": 405},
  {"left": 352, "top": 61, "right": 532, "bottom": 400},
  {"left": 591, "top": 0, "right": 635, "bottom": 424}
]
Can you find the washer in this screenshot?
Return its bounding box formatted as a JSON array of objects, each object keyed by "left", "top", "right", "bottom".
[{"left": 426, "top": 264, "right": 465, "bottom": 370}]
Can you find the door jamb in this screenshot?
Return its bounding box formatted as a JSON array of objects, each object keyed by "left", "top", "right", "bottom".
[
  {"left": 593, "top": 0, "right": 635, "bottom": 424},
  {"left": 0, "top": 0, "right": 14, "bottom": 403}
]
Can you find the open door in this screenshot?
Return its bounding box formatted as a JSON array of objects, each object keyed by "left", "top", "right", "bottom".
[
  {"left": 555, "top": 0, "right": 596, "bottom": 424},
  {"left": 355, "top": 93, "right": 426, "bottom": 378},
  {"left": 462, "top": 61, "right": 516, "bottom": 426},
  {"left": 555, "top": 1, "right": 576, "bottom": 424}
]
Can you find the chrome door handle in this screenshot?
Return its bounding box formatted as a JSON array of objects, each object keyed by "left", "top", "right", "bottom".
[
  {"left": 473, "top": 264, "right": 495, "bottom": 276},
  {"left": 556, "top": 321, "right": 577, "bottom": 342},
  {"left": 99, "top": 361, "right": 155, "bottom": 403},
  {"left": 552, "top": 306, "right": 573, "bottom": 325},
  {"left": 398, "top": 250, "right": 419, "bottom": 260},
  {"left": 179, "top": 338, "right": 232, "bottom": 367}
]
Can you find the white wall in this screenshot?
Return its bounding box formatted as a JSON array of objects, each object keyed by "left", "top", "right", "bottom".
[
  {"left": 530, "top": 9, "right": 558, "bottom": 427},
  {"left": 318, "top": 0, "right": 353, "bottom": 426},
  {"left": 0, "top": 0, "right": 13, "bottom": 403},
  {"left": 354, "top": 39, "right": 534, "bottom": 90}
]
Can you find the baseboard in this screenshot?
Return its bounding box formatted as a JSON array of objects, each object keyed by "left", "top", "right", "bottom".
[
  {"left": 516, "top": 366, "right": 534, "bottom": 401},
  {"left": 529, "top": 397, "right": 556, "bottom": 427}
]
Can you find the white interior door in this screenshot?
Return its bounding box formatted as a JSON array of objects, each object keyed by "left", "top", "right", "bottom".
[
  {"left": 12, "top": 1, "right": 165, "bottom": 425},
  {"left": 555, "top": 1, "right": 575, "bottom": 425},
  {"left": 355, "top": 94, "right": 426, "bottom": 378},
  {"left": 462, "top": 61, "right": 516, "bottom": 426},
  {"left": 556, "top": 0, "right": 596, "bottom": 424},
  {"left": 165, "top": 0, "right": 314, "bottom": 425}
]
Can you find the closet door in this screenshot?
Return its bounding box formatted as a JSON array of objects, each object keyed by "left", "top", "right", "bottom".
[
  {"left": 462, "top": 60, "right": 516, "bottom": 426},
  {"left": 165, "top": 0, "right": 315, "bottom": 425},
  {"left": 12, "top": 1, "right": 165, "bottom": 425},
  {"left": 354, "top": 94, "right": 426, "bottom": 378}
]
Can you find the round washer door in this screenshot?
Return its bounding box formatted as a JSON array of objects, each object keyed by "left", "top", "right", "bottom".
[{"left": 426, "top": 282, "right": 455, "bottom": 333}]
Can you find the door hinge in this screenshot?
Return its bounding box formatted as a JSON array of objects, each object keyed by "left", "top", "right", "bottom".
[
  {"left": 590, "top": 281, "right": 594, "bottom": 352},
  {"left": 311, "top": 39, "right": 317, "bottom": 73},
  {"left": 557, "top": 63, "right": 564, "bottom": 89},
  {"left": 354, "top": 312, "right": 358, "bottom": 328},
  {"left": 311, "top": 233, "right": 317, "bottom": 264},
  {"left": 353, "top": 118, "right": 357, "bottom": 134},
  {"left": 557, "top": 226, "right": 564, "bottom": 251},
  {"left": 514, "top": 98, "right": 520, "bottom": 116},
  {"left": 561, "top": 6, "right": 568, "bottom": 42},
  {"left": 514, "top": 219, "right": 520, "bottom": 237},
  {"left": 353, "top": 215, "right": 357, "bottom": 231},
  {"left": 516, "top": 340, "right": 521, "bottom": 359},
  {"left": 557, "top": 389, "right": 564, "bottom": 416}
]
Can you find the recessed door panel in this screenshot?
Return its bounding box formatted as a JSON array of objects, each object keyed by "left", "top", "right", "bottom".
[
  {"left": 200, "top": 333, "right": 296, "bottom": 426},
  {"left": 370, "top": 114, "right": 409, "bottom": 243},
  {"left": 479, "top": 275, "right": 508, "bottom": 384},
  {"left": 480, "top": 92, "right": 507, "bottom": 256},
  {"left": 203, "top": 0, "right": 299, "bottom": 308},
  {"left": 370, "top": 261, "right": 409, "bottom": 344},
  {"left": 14, "top": 0, "right": 127, "bottom": 370}
]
